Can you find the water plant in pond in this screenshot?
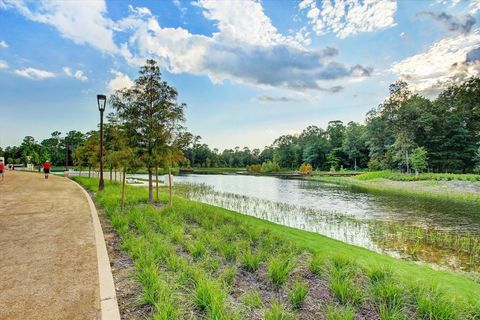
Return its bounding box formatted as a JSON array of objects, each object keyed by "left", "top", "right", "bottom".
[{"left": 176, "top": 182, "right": 480, "bottom": 272}]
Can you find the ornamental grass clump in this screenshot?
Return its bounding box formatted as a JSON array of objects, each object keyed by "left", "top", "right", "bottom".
[{"left": 267, "top": 256, "right": 295, "bottom": 288}]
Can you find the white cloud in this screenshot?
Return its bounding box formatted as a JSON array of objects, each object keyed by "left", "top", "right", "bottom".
[
  {"left": 0, "top": 40, "right": 8, "bottom": 48},
  {"left": 63, "top": 67, "right": 88, "bottom": 81},
  {"left": 0, "top": 60, "right": 8, "bottom": 69},
  {"left": 1, "top": 0, "right": 118, "bottom": 54},
  {"left": 107, "top": 71, "right": 134, "bottom": 92},
  {"left": 2, "top": 0, "right": 372, "bottom": 91},
  {"left": 116, "top": 1, "right": 371, "bottom": 91},
  {"left": 14, "top": 67, "right": 55, "bottom": 79},
  {"left": 392, "top": 31, "right": 480, "bottom": 95},
  {"left": 299, "top": 0, "right": 397, "bottom": 38},
  {"left": 468, "top": 0, "right": 480, "bottom": 14}
]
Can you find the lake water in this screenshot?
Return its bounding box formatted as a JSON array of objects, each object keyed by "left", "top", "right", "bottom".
[{"left": 129, "top": 173, "right": 480, "bottom": 271}]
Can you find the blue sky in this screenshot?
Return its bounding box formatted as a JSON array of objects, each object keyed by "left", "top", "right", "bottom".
[{"left": 0, "top": 0, "right": 479, "bottom": 150}]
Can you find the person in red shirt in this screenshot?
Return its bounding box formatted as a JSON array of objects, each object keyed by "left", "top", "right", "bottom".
[
  {"left": 0, "top": 160, "right": 4, "bottom": 181},
  {"left": 43, "top": 160, "right": 51, "bottom": 179}
]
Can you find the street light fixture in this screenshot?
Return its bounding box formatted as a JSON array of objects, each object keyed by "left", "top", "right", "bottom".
[{"left": 97, "top": 94, "right": 107, "bottom": 191}]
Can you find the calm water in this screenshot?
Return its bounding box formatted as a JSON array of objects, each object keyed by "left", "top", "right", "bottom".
[{"left": 130, "top": 173, "right": 480, "bottom": 271}]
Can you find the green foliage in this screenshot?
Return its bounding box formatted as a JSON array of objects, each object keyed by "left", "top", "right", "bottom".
[
  {"left": 73, "top": 177, "right": 480, "bottom": 319},
  {"left": 308, "top": 254, "right": 326, "bottom": 276},
  {"left": 241, "top": 249, "right": 262, "bottom": 272},
  {"left": 261, "top": 160, "right": 281, "bottom": 173},
  {"left": 416, "top": 288, "right": 458, "bottom": 320},
  {"left": 288, "top": 280, "right": 308, "bottom": 309},
  {"left": 357, "top": 170, "right": 480, "bottom": 182},
  {"left": 326, "top": 304, "right": 356, "bottom": 320},
  {"left": 411, "top": 147, "right": 428, "bottom": 174},
  {"left": 246, "top": 164, "right": 262, "bottom": 172},
  {"left": 267, "top": 256, "right": 294, "bottom": 288},
  {"left": 241, "top": 290, "right": 262, "bottom": 309},
  {"left": 264, "top": 301, "right": 294, "bottom": 320}
]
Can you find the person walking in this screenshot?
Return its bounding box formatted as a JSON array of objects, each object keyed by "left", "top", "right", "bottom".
[
  {"left": 43, "top": 160, "right": 51, "bottom": 179},
  {"left": 0, "top": 160, "right": 4, "bottom": 181}
]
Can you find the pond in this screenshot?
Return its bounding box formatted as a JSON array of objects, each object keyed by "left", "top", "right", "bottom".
[{"left": 129, "top": 173, "right": 480, "bottom": 272}]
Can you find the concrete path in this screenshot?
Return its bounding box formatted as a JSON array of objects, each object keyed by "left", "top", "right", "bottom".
[{"left": 0, "top": 171, "right": 116, "bottom": 319}]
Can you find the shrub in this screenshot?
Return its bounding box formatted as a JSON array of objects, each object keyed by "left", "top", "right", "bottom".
[
  {"left": 299, "top": 163, "right": 313, "bottom": 175},
  {"left": 288, "top": 280, "right": 308, "bottom": 309},
  {"left": 261, "top": 161, "right": 281, "bottom": 173},
  {"left": 247, "top": 164, "right": 262, "bottom": 172}
]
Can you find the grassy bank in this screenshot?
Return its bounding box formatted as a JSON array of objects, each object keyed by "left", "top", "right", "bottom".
[
  {"left": 356, "top": 171, "right": 480, "bottom": 182},
  {"left": 73, "top": 177, "right": 480, "bottom": 319},
  {"left": 307, "top": 174, "right": 480, "bottom": 206}
]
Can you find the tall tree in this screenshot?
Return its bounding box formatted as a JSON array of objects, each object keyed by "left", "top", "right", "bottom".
[
  {"left": 110, "top": 59, "right": 186, "bottom": 202},
  {"left": 343, "top": 122, "right": 366, "bottom": 170}
]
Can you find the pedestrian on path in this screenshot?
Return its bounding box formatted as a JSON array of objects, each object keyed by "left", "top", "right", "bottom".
[
  {"left": 0, "top": 160, "right": 4, "bottom": 181},
  {"left": 43, "top": 160, "right": 51, "bottom": 179}
]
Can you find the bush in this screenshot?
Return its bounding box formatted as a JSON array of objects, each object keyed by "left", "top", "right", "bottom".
[
  {"left": 299, "top": 163, "right": 313, "bottom": 175},
  {"left": 261, "top": 161, "right": 281, "bottom": 173},
  {"left": 246, "top": 164, "right": 262, "bottom": 173}
]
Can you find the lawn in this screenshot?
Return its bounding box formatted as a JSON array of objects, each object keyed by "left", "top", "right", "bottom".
[{"left": 73, "top": 177, "right": 480, "bottom": 319}]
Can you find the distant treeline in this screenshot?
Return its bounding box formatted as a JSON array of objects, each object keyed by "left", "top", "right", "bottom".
[
  {"left": 182, "top": 78, "right": 480, "bottom": 173},
  {"left": 1, "top": 77, "right": 479, "bottom": 173}
]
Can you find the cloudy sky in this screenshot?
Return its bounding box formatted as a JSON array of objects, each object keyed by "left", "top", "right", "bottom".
[{"left": 0, "top": 0, "right": 479, "bottom": 149}]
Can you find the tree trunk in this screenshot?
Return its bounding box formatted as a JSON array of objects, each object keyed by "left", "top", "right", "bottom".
[
  {"left": 109, "top": 166, "right": 112, "bottom": 183},
  {"left": 115, "top": 169, "right": 117, "bottom": 182},
  {"left": 121, "top": 167, "right": 126, "bottom": 210},
  {"left": 169, "top": 167, "right": 173, "bottom": 206},
  {"left": 354, "top": 158, "right": 357, "bottom": 171},
  {"left": 148, "top": 167, "right": 153, "bottom": 203},
  {"left": 405, "top": 150, "right": 410, "bottom": 174},
  {"left": 155, "top": 166, "right": 159, "bottom": 202},
  {"left": 88, "top": 166, "right": 91, "bottom": 178}
]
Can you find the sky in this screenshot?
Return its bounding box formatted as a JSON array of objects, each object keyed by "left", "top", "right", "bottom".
[{"left": 0, "top": 0, "right": 479, "bottom": 150}]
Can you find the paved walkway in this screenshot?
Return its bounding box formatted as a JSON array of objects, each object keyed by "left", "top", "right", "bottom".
[{"left": 0, "top": 171, "right": 102, "bottom": 319}]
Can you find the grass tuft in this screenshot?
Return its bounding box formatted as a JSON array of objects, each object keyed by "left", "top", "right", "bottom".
[
  {"left": 288, "top": 280, "right": 308, "bottom": 309},
  {"left": 264, "top": 301, "right": 294, "bottom": 320},
  {"left": 267, "top": 256, "right": 295, "bottom": 288}
]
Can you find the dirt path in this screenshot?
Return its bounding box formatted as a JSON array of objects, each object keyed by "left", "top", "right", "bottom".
[{"left": 0, "top": 171, "right": 100, "bottom": 319}]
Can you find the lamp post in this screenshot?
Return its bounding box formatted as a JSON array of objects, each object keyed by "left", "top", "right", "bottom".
[{"left": 97, "top": 94, "right": 107, "bottom": 191}]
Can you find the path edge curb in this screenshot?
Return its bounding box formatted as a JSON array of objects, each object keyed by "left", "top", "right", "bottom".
[{"left": 70, "top": 179, "right": 121, "bottom": 320}]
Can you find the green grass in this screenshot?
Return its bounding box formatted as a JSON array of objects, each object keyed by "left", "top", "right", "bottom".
[
  {"left": 307, "top": 174, "right": 480, "bottom": 206},
  {"left": 288, "top": 280, "right": 308, "bottom": 309},
  {"left": 267, "top": 256, "right": 295, "bottom": 288},
  {"left": 326, "top": 304, "right": 356, "bottom": 320},
  {"left": 264, "top": 301, "right": 294, "bottom": 320},
  {"left": 356, "top": 170, "right": 480, "bottom": 182},
  {"left": 72, "top": 177, "right": 480, "bottom": 318},
  {"left": 241, "top": 290, "right": 262, "bottom": 309},
  {"left": 241, "top": 248, "right": 262, "bottom": 272}
]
